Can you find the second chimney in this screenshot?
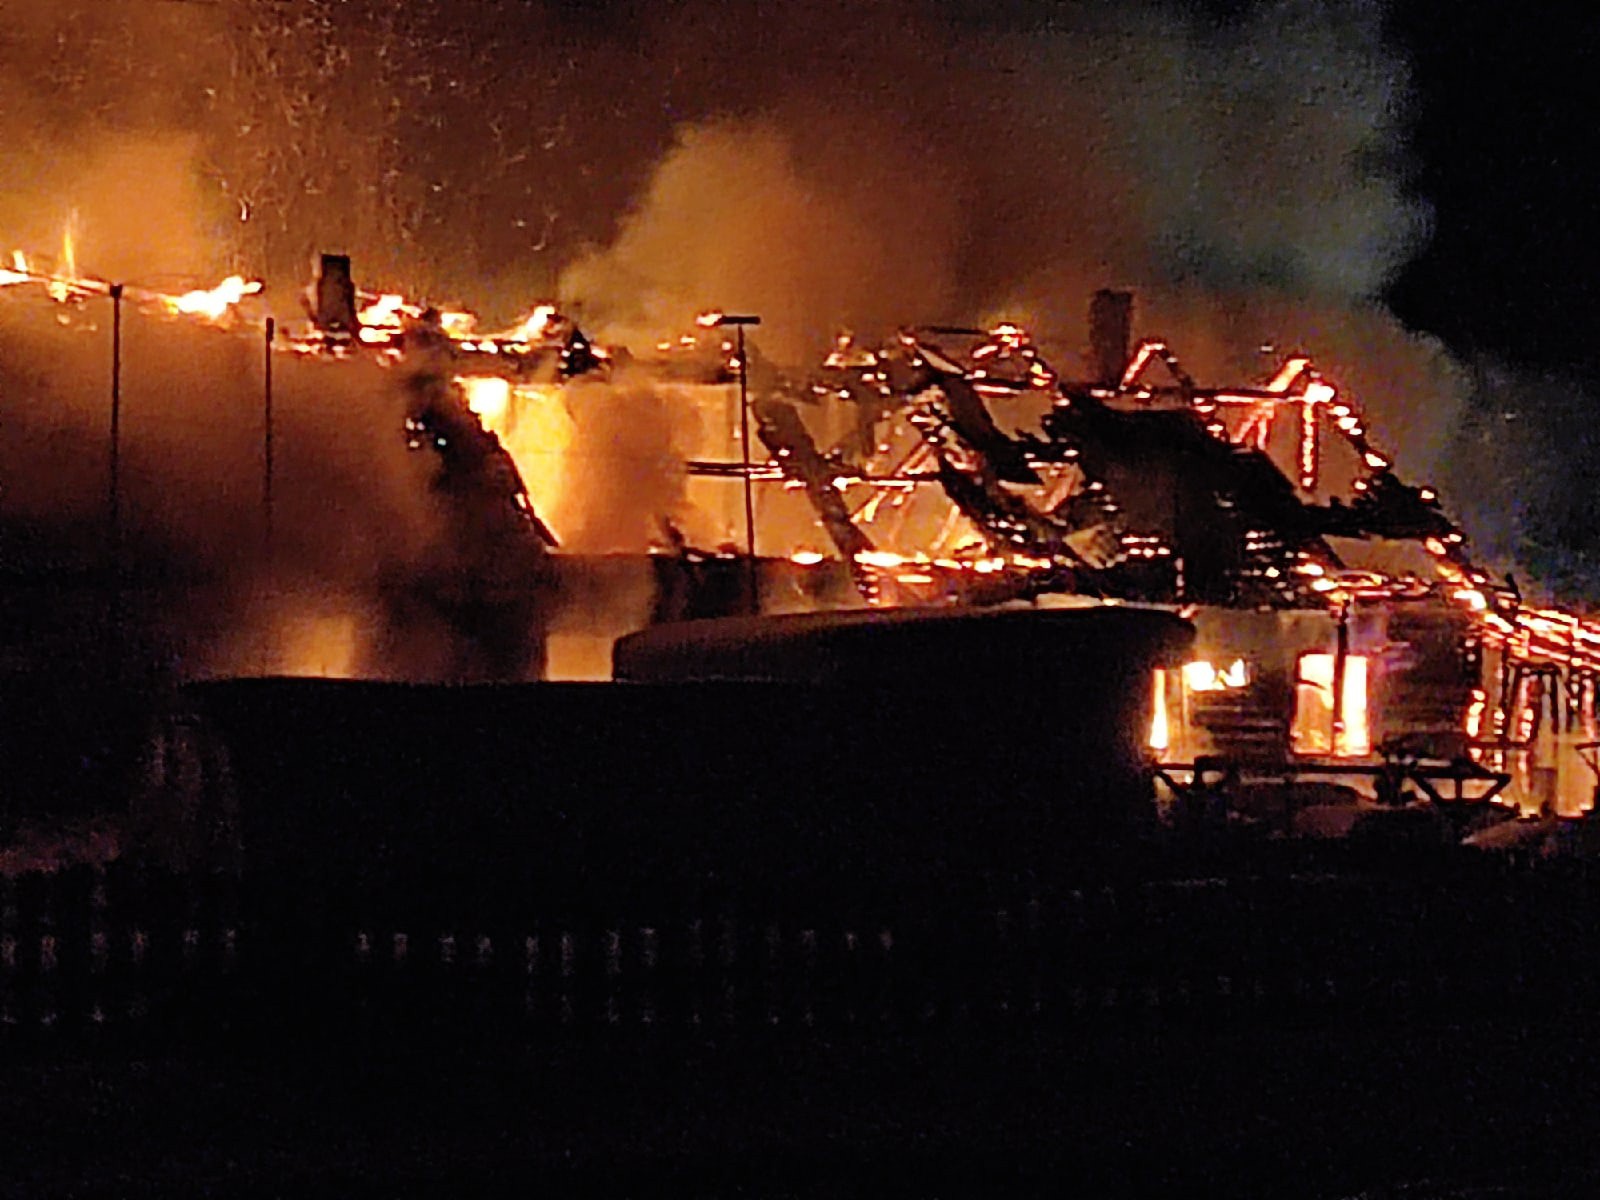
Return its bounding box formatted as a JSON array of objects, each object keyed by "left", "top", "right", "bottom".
[
  {"left": 1089, "top": 289, "right": 1133, "bottom": 387},
  {"left": 310, "top": 253, "right": 358, "bottom": 335}
]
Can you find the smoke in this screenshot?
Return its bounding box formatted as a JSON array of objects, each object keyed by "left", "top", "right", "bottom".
[
  {"left": 560, "top": 2, "right": 1424, "bottom": 343},
  {"left": 550, "top": 1, "right": 1459, "bottom": 482},
  {"left": 0, "top": 1, "right": 1427, "bottom": 320},
  {"left": 559, "top": 118, "right": 963, "bottom": 365},
  {"left": 1437, "top": 360, "right": 1600, "bottom": 603},
  {"left": 541, "top": 376, "right": 692, "bottom": 553},
  {"left": 0, "top": 285, "right": 559, "bottom": 681},
  {"left": 5, "top": 0, "right": 1566, "bottom": 649}
]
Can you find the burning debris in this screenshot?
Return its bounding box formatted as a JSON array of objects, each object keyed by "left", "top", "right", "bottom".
[{"left": 0, "top": 235, "right": 263, "bottom": 326}]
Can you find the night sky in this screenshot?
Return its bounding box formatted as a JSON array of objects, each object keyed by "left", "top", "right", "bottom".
[
  {"left": 1386, "top": 7, "right": 1598, "bottom": 373},
  {"left": 1381, "top": 3, "right": 1600, "bottom": 596}
]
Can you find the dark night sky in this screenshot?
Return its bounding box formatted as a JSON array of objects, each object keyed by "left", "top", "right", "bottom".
[
  {"left": 1386, "top": 6, "right": 1600, "bottom": 374},
  {"left": 1374, "top": 4, "right": 1600, "bottom": 595}
]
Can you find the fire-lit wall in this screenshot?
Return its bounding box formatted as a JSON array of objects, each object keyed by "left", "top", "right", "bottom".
[
  {"left": 1152, "top": 601, "right": 1599, "bottom": 815},
  {"left": 1153, "top": 602, "right": 1476, "bottom": 767},
  {"left": 1472, "top": 643, "right": 1600, "bottom": 817}
]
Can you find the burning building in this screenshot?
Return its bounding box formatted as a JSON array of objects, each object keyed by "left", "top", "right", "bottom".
[
  {"left": 4, "top": 232, "right": 1598, "bottom": 826},
  {"left": 755, "top": 290, "right": 1591, "bottom": 820}
]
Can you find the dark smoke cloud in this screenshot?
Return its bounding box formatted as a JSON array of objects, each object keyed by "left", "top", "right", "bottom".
[{"left": 559, "top": 2, "right": 1426, "bottom": 352}]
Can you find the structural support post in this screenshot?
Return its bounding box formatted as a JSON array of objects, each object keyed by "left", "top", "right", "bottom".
[
  {"left": 700, "top": 311, "right": 763, "bottom": 615},
  {"left": 1332, "top": 599, "right": 1351, "bottom": 754}
]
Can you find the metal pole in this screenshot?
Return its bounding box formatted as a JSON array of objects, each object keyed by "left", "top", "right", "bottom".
[
  {"left": 263, "top": 317, "right": 275, "bottom": 551},
  {"left": 108, "top": 283, "right": 123, "bottom": 558},
  {"left": 107, "top": 282, "right": 124, "bottom": 675},
  {"left": 737, "top": 323, "right": 757, "bottom": 614},
  {"left": 1332, "top": 599, "right": 1350, "bottom": 753}
]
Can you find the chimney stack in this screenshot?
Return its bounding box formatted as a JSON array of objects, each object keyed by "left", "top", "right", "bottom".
[
  {"left": 310, "top": 253, "right": 358, "bottom": 336},
  {"left": 1089, "top": 289, "right": 1133, "bottom": 387}
]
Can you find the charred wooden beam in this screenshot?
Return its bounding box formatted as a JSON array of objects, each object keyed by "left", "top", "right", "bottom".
[
  {"left": 308, "top": 253, "right": 358, "bottom": 336},
  {"left": 751, "top": 397, "right": 880, "bottom": 600}
]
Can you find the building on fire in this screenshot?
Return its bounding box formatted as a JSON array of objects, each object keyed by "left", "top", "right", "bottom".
[{"left": 4, "top": 236, "right": 1598, "bottom": 825}]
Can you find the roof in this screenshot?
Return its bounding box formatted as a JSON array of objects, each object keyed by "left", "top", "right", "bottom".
[{"left": 612, "top": 604, "right": 1193, "bottom": 685}]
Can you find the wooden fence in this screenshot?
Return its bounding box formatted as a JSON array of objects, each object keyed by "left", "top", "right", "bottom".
[{"left": 1, "top": 855, "right": 1594, "bottom": 1048}]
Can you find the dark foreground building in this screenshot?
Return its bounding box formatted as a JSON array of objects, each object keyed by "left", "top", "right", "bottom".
[{"left": 165, "top": 606, "right": 1189, "bottom": 912}]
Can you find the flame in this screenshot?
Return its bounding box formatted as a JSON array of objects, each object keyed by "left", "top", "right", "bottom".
[
  {"left": 1338, "top": 657, "right": 1371, "bottom": 756},
  {"left": 1149, "top": 668, "right": 1170, "bottom": 752},
  {"left": 1293, "top": 653, "right": 1370, "bottom": 757},
  {"left": 355, "top": 292, "right": 415, "bottom": 343},
  {"left": 0, "top": 250, "right": 29, "bottom": 287},
  {"left": 456, "top": 378, "right": 571, "bottom": 537},
  {"left": 1466, "top": 688, "right": 1486, "bottom": 739},
  {"left": 1182, "top": 658, "right": 1248, "bottom": 692},
  {"left": 440, "top": 310, "right": 476, "bottom": 337},
  {"left": 1266, "top": 357, "right": 1312, "bottom": 392},
  {"left": 855, "top": 549, "right": 907, "bottom": 569},
  {"left": 458, "top": 375, "right": 512, "bottom": 424},
  {"left": 48, "top": 224, "right": 78, "bottom": 303},
  {"left": 160, "top": 275, "right": 263, "bottom": 322},
  {"left": 498, "top": 304, "right": 556, "bottom": 343}
]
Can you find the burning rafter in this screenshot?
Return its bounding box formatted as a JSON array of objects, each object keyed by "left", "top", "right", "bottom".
[{"left": 0, "top": 241, "right": 264, "bottom": 326}]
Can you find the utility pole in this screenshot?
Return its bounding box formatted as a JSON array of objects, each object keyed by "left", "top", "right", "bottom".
[
  {"left": 701, "top": 312, "right": 763, "bottom": 614},
  {"left": 107, "top": 282, "right": 124, "bottom": 676},
  {"left": 263, "top": 316, "right": 275, "bottom": 551}
]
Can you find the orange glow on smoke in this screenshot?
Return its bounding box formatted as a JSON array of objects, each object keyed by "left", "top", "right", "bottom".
[{"left": 277, "top": 611, "right": 359, "bottom": 678}]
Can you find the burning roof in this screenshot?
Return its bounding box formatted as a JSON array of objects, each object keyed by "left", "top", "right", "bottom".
[{"left": 4, "top": 232, "right": 1597, "bottom": 681}]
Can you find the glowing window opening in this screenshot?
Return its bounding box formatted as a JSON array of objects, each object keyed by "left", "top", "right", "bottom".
[
  {"left": 1293, "top": 653, "right": 1370, "bottom": 757},
  {"left": 1149, "top": 668, "right": 1169, "bottom": 752},
  {"left": 1182, "top": 658, "right": 1248, "bottom": 693}
]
